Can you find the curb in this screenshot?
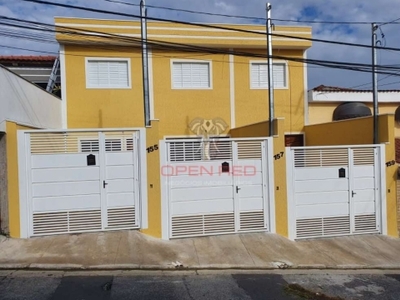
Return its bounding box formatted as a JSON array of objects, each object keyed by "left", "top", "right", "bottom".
[{"left": 2, "top": 263, "right": 400, "bottom": 271}]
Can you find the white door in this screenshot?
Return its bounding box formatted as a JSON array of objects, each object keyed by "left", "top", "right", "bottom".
[
  {"left": 102, "top": 133, "right": 140, "bottom": 230},
  {"left": 287, "top": 145, "right": 384, "bottom": 240},
  {"left": 234, "top": 141, "right": 270, "bottom": 232},
  {"left": 162, "top": 137, "right": 274, "bottom": 239},
  {"left": 350, "top": 147, "right": 381, "bottom": 234},
  {"left": 21, "top": 130, "right": 141, "bottom": 237}
]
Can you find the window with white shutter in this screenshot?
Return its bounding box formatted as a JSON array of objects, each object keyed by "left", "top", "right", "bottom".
[
  {"left": 172, "top": 61, "right": 211, "bottom": 89},
  {"left": 86, "top": 58, "right": 131, "bottom": 89},
  {"left": 250, "top": 62, "right": 287, "bottom": 89}
]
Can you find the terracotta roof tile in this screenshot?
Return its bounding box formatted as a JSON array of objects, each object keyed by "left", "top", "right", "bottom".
[
  {"left": 0, "top": 55, "right": 56, "bottom": 62},
  {"left": 311, "top": 84, "right": 400, "bottom": 93}
]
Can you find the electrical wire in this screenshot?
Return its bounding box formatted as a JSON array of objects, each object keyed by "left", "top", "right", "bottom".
[
  {"left": 373, "top": 80, "right": 400, "bottom": 88},
  {"left": 379, "top": 16, "right": 400, "bottom": 27},
  {"left": 18, "top": 0, "right": 400, "bottom": 53},
  {"left": 2, "top": 16, "right": 400, "bottom": 78},
  {"left": 104, "top": 0, "right": 266, "bottom": 21},
  {"left": 272, "top": 18, "right": 372, "bottom": 25},
  {"left": 272, "top": 18, "right": 400, "bottom": 25}
]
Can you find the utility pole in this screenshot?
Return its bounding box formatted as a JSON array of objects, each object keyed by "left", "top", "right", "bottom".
[
  {"left": 141, "top": 0, "right": 151, "bottom": 127},
  {"left": 372, "top": 23, "right": 379, "bottom": 144},
  {"left": 266, "top": 3, "right": 274, "bottom": 137}
]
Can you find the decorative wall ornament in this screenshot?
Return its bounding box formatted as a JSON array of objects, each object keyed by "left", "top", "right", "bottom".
[{"left": 188, "top": 117, "right": 229, "bottom": 160}]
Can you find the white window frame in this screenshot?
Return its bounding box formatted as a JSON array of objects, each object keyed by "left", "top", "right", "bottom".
[
  {"left": 85, "top": 57, "right": 132, "bottom": 89},
  {"left": 249, "top": 60, "right": 288, "bottom": 90},
  {"left": 170, "top": 59, "right": 213, "bottom": 90}
]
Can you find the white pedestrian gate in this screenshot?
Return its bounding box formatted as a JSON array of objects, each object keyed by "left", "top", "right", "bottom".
[
  {"left": 160, "top": 137, "right": 275, "bottom": 239},
  {"left": 17, "top": 129, "right": 147, "bottom": 238},
  {"left": 286, "top": 145, "right": 386, "bottom": 240}
]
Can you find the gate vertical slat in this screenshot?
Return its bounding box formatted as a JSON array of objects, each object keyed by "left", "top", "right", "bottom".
[
  {"left": 99, "top": 132, "right": 107, "bottom": 230},
  {"left": 232, "top": 141, "right": 240, "bottom": 232},
  {"left": 348, "top": 148, "right": 355, "bottom": 234}
]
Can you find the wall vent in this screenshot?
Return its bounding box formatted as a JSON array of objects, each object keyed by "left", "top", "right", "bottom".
[
  {"left": 354, "top": 214, "right": 378, "bottom": 233},
  {"left": 237, "top": 141, "right": 263, "bottom": 159},
  {"left": 107, "top": 207, "right": 137, "bottom": 229},
  {"left": 32, "top": 209, "right": 102, "bottom": 236},
  {"left": 296, "top": 216, "right": 350, "bottom": 239},
  {"left": 171, "top": 213, "right": 235, "bottom": 238},
  {"left": 353, "top": 148, "right": 375, "bottom": 166},
  {"left": 294, "top": 148, "right": 348, "bottom": 168},
  {"left": 239, "top": 211, "right": 265, "bottom": 231}
]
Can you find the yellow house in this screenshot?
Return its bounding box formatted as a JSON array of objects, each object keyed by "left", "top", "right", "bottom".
[
  {"left": 8, "top": 17, "right": 397, "bottom": 241},
  {"left": 53, "top": 17, "right": 311, "bottom": 141},
  {"left": 42, "top": 17, "right": 311, "bottom": 239}
]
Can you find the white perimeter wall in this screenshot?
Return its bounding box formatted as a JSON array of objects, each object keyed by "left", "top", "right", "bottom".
[{"left": 0, "top": 66, "right": 62, "bottom": 129}]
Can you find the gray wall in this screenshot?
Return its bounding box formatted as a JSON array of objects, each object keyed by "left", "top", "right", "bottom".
[{"left": 0, "top": 133, "right": 8, "bottom": 235}]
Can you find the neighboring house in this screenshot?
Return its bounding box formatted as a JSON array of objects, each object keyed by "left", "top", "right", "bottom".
[
  {"left": 0, "top": 55, "right": 61, "bottom": 97},
  {"left": 0, "top": 65, "right": 62, "bottom": 235},
  {"left": 308, "top": 84, "right": 400, "bottom": 160}
]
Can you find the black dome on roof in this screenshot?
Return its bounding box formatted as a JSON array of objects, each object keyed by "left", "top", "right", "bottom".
[
  {"left": 332, "top": 102, "right": 372, "bottom": 121},
  {"left": 395, "top": 106, "right": 400, "bottom": 124}
]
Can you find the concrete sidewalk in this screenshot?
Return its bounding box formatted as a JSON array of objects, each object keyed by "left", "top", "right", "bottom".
[{"left": 1, "top": 231, "right": 400, "bottom": 270}]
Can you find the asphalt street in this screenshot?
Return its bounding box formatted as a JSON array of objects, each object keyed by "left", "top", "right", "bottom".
[{"left": 0, "top": 270, "right": 400, "bottom": 300}]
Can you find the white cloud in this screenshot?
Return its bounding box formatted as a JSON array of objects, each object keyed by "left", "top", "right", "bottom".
[{"left": 0, "top": 0, "right": 399, "bottom": 89}]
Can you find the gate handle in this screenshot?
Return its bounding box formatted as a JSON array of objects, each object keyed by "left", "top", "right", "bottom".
[
  {"left": 236, "top": 186, "right": 241, "bottom": 193},
  {"left": 352, "top": 191, "right": 356, "bottom": 197},
  {"left": 103, "top": 180, "right": 108, "bottom": 189}
]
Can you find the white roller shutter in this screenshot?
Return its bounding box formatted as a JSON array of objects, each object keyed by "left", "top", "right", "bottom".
[
  {"left": 250, "top": 62, "right": 287, "bottom": 88},
  {"left": 172, "top": 62, "right": 210, "bottom": 88},
  {"left": 86, "top": 60, "right": 129, "bottom": 88}
]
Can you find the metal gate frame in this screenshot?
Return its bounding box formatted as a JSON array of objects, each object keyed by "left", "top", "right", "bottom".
[
  {"left": 17, "top": 128, "right": 148, "bottom": 238},
  {"left": 160, "top": 137, "right": 275, "bottom": 240},
  {"left": 286, "top": 144, "right": 387, "bottom": 241}
]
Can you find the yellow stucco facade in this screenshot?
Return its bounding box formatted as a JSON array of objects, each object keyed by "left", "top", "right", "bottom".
[
  {"left": 56, "top": 17, "right": 311, "bottom": 136},
  {"left": 54, "top": 17, "right": 311, "bottom": 238},
  {"left": 5, "top": 121, "right": 35, "bottom": 238}
]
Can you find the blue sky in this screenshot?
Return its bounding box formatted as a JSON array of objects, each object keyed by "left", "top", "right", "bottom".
[{"left": 1, "top": 0, "right": 400, "bottom": 90}]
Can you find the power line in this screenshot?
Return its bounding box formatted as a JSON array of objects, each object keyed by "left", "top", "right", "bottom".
[
  {"left": 3, "top": 15, "right": 400, "bottom": 78},
  {"left": 0, "top": 41, "right": 346, "bottom": 72},
  {"left": 3, "top": 16, "right": 400, "bottom": 73},
  {"left": 272, "top": 18, "right": 400, "bottom": 25},
  {"left": 370, "top": 80, "right": 400, "bottom": 88},
  {"left": 272, "top": 18, "right": 374, "bottom": 25},
  {"left": 3, "top": 18, "right": 400, "bottom": 77},
  {"left": 0, "top": 44, "right": 58, "bottom": 54},
  {"left": 379, "top": 16, "right": 400, "bottom": 27},
  {"left": 348, "top": 71, "right": 400, "bottom": 89},
  {"left": 104, "top": 0, "right": 266, "bottom": 21},
  {"left": 19, "top": 0, "right": 400, "bottom": 53}
]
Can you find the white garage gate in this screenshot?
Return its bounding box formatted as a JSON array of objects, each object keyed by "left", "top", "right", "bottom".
[
  {"left": 17, "top": 129, "right": 147, "bottom": 238},
  {"left": 286, "top": 145, "right": 386, "bottom": 240},
  {"left": 160, "top": 137, "right": 275, "bottom": 239}
]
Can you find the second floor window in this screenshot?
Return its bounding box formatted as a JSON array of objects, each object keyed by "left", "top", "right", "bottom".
[
  {"left": 250, "top": 62, "right": 287, "bottom": 89},
  {"left": 86, "top": 58, "right": 131, "bottom": 89},
  {"left": 172, "top": 61, "right": 211, "bottom": 89}
]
